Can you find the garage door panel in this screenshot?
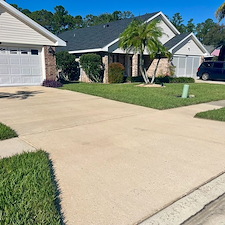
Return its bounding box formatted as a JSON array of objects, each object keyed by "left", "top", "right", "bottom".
[
  {"left": 0, "top": 76, "right": 11, "bottom": 84},
  {"left": 0, "top": 56, "right": 9, "bottom": 64},
  {"left": 0, "top": 67, "right": 10, "bottom": 74},
  {"left": 11, "top": 76, "right": 22, "bottom": 84},
  {"left": 0, "top": 46, "right": 43, "bottom": 86},
  {"left": 10, "top": 58, "right": 20, "bottom": 64},
  {"left": 21, "top": 57, "right": 30, "bottom": 64},
  {"left": 186, "top": 57, "right": 193, "bottom": 76},
  {"left": 11, "top": 68, "right": 21, "bottom": 74},
  {"left": 32, "top": 68, "right": 42, "bottom": 75},
  {"left": 173, "top": 56, "right": 201, "bottom": 78},
  {"left": 21, "top": 68, "right": 32, "bottom": 75},
  {"left": 30, "top": 58, "right": 41, "bottom": 65}
]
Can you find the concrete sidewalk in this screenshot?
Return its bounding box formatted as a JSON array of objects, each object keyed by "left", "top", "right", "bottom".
[
  {"left": 1, "top": 86, "right": 225, "bottom": 225},
  {"left": 0, "top": 137, "right": 36, "bottom": 159}
]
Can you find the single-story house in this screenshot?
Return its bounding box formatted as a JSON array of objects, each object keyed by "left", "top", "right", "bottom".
[
  {"left": 0, "top": 0, "right": 66, "bottom": 87},
  {"left": 58, "top": 11, "right": 209, "bottom": 82}
]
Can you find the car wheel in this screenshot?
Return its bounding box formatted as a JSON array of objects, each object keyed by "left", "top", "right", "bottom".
[{"left": 202, "top": 73, "right": 209, "bottom": 81}]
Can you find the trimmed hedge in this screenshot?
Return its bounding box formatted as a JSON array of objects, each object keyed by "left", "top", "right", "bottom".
[
  {"left": 108, "top": 63, "right": 125, "bottom": 83},
  {"left": 127, "top": 76, "right": 195, "bottom": 84},
  {"left": 42, "top": 80, "right": 63, "bottom": 88}
]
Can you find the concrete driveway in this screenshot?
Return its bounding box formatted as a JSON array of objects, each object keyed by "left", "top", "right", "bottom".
[{"left": 1, "top": 86, "right": 225, "bottom": 225}]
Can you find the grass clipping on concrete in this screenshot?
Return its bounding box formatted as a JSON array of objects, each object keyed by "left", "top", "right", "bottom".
[
  {"left": 195, "top": 107, "right": 225, "bottom": 122},
  {"left": 0, "top": 123, "right": 17, "bottom": 140},
  {"left": 0, "top": 150, "right": 63, "bottom": 225}
]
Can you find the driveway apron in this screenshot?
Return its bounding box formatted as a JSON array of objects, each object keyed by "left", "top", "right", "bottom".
[{"left": 0, "top": 86, "right": 225, "bottom": 225}]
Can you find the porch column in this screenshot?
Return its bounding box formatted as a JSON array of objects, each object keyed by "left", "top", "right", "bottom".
[
  {"left": 44, "top": 46, "right": 57, "bottom": 80},
  {"left": 103, "top": 53, "right": 109, "bottom": 83},
  {"left": 132, "top": 54, "right": 139, "bottom": 77}
]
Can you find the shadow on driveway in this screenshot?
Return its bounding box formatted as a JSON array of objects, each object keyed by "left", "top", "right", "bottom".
[{"left": 0, "top": 90, "right": 43, "bottom": 100}]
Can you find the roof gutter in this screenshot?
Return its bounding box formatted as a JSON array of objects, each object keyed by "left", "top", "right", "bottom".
[{"left": 69, "top": 48, "right": 104, "bottom": 54}]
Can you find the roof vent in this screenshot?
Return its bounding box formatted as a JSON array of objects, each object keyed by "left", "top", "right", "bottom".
[{"left": 103, "top": 24, "right": 109, "bottom": 28}]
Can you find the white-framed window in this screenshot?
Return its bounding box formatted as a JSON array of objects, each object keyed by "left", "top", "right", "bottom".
[
  {"left": 31, "top": 49, "right": 39, "bottom": 55},
  {"left": 20, "top": 50, "right": 28, "bottom": 55},
  {"left": 0, "top": 48, "right": 7, "bottom": 54},
  {"left": 10, "top": 49, "right": 18, "bottom": 54}
]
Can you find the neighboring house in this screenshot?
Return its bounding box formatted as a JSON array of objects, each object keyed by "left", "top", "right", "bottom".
[
  {"left": 58, "top": 11, "right": 209, "bottom": 82},
  {"left": 0, "top": 0, "right": 66, "bottom": 87}
]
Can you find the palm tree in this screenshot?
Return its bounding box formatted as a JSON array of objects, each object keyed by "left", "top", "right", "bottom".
[
  {"left": 119, "top": 19, "right": 169, "bottom": 84},
  {"left": 216, "top": 2, "right": 225, "bottom": 21},
  {"left": 150, "top": 42, "right": 172, "bottom": 84}
]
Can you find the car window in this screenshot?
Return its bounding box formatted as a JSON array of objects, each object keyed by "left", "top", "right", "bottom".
[
  {"left": 213, "top": 62, "right": 224, "bottom": 69},
  {"left": 202, "top": 62, "right": 213, "bottom": 67}
]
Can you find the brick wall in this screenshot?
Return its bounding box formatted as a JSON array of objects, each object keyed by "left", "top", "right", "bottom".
[
  {"left": 102, "top": 54, "right": 109, "bottom": 83},
  {"left": 146, "top": 58, "right": 172, "bottom": 77},
  {"left": 44, "top": 46, "right": 57, "bottom": 80},
  {"left": 132, "top": 54, "right": 139, "bottom": 77}
]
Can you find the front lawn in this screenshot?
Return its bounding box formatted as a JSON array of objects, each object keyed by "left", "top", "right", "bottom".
[
  {"left": 0, "top": 150, "right": 63, "bottom": 225},
  {"left": 0, "top": 123, "right": 17, "bottom": 140},
  {"left": 195, "top": 107, "right": 225, "bottom": 122},
  {"left": 62, "top": 83, "right": 225, "bottom": 109}
]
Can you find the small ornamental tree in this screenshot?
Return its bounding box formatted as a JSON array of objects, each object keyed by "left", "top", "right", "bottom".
[
  {"left": 108, "top": 63, "right": 125, "bottom": 83},
  {"left": 120, "top": 19, "right": 165, "bottom": 84},
  {"left": 149, "top": 43, "right": 172, "bottom": 84},
  {"left": 56, "top": 51, "right": 79, "bottom": 81},
  {"left": 80, "top": 54, "right": 103, "bottom": 82}
]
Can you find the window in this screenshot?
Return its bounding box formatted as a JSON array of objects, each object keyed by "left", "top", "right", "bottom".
[
  {"left": 213, "top": 62, "right": 223, "bottom": 69},
  {"left": 10, "top": 49, "right": 18, "bottom": 54},
  {"left": 21, "top": 50, "right": 28, "bottom": 55},
  {"left": 31, "top": 49, "right": 38, "bottom": 55},
  {"left": 203, "top": 62, "right": 213, "bottom": 68},
  {"left": 0, "top": 48, "right": 6, "bottom": 54}
]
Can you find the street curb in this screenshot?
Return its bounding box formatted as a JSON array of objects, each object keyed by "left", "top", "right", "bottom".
[{"left": 139, "top": 172, "right": 225, "bottom": 225}]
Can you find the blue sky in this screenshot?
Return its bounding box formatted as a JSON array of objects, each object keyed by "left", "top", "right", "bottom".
[{"left": 8, "top": 0, "right": 224, "bottom": 24}]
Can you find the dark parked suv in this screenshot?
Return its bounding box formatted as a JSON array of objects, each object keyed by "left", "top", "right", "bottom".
[{"left": 197, "top": 61, "right": 225, "bottom": 81}]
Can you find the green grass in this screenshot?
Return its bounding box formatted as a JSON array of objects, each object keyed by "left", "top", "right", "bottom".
[
  {"left": 0, "top": 150, "right": 63, "bottom": 225},
  {"left": 62, "top": 83, "right": 225, "bottom": 109},
  {"left": 0, "top": 123, "right": 17, "bottom": 140},
  {"left": 195, "top": 107, "right": 225, "bottom": 122}
]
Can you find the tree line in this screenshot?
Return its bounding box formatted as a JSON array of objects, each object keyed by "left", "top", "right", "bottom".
[
  {"left": 12, "top": 4, "right": 225, "bottom": 47},
  {"left": 11, "top": 4, "right": 134, "bottom": 34},
  {"left": 170, "top": 13, "right": 225, "bottom": 47}
]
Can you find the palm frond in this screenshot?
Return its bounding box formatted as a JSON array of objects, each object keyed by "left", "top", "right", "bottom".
[{"left": 216, "top": 2, "right": 225, "bottom": 22}]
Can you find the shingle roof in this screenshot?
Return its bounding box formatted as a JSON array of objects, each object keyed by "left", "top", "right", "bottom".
[
  {"left": 164, "top": 33, "right": 191, "bottom": 50},
  {"left": 57, "top": 12, "right": 159, "bottom": 52}
]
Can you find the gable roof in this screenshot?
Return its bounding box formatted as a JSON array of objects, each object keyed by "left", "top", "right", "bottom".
[
  {"left": 0, "top": 0, "right": 66, "bottom": 46},
  {"left": 164, "top": 32, "right": 209, "bottom": 55},
  {"left": 164, "top": 33, "right": 191, "bottom": 49},
  {"left": 58, "top": 12, "right": 165, "bottom": 52}
]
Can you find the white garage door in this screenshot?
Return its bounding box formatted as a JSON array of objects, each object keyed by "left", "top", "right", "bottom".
[
  {"left": 172, "top": 56, "right": 201, "bottom": 78},
  {"left": 0, "top": 46, "right": 43, "bottom": 86}
]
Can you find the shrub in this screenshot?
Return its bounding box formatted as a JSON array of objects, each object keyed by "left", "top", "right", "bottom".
[
  {"left": 155, "top": 76, "right": 172, "bottom": 83},
  {"left": 127, "top": 76, "right": 144, "bottom": 83},
  {"left": 80, "top": 54, "right": 103, "bottom": 82},
  {"left": 56, "top": 51, "right": 79, "bottom": 81},
  {"left": 128, "top": 76, "right": 195, "bottom": 84},
  {"left": 170, "top": 77, "right": 195, "bottom": 83},
  {"left": 108, "top": 63, "right": 125, "bottom": 83},
  {"left": 155, "top": 76, "right": 195, "bottom": 83},
  {"left": 42, "top": 80, "right": 63, "bottom": 88}
]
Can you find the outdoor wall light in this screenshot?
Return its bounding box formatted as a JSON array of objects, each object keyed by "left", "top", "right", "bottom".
[{"left": 48, "top": 46, "right": 55, "bottom": 55}]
